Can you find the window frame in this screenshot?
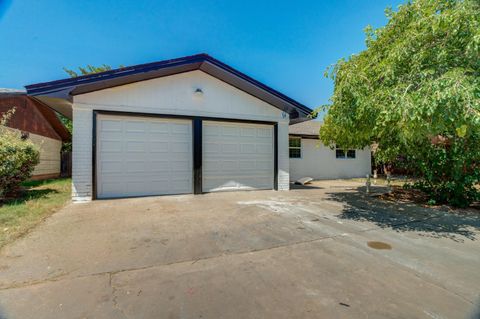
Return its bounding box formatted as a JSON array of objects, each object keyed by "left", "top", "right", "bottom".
[
  {"left": 335, "top": 147, "right": 356, "bottom": 159},
  {"left": 289, "top": 137, "right": 302, "bottom": 159}
]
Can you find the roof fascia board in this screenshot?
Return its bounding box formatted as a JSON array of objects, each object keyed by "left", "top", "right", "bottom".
[
  {"left": 26, "top": 54, "right": 313, "bottom": 121},
  {"left": 70, "top": 63, "right": 201, "bottom": 96}
]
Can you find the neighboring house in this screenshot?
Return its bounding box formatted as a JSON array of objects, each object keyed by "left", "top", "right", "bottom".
[
  {"left": 289, "top": 121, "right": 371, "bottom": 181},
  {"left": 24, "top": 54, "right": 367, "bottom": 202},
  {"left": 0, "top": 89, "right": 71, "bottom": 180}
]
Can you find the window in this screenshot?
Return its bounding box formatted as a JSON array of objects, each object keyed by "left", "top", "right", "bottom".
[
  {"left": 347, "top": 150, "right": 356, "bottom": 159},
  {"left": 336, "top": 147, "right": 356, "bottom": 159},
  {"left": 289, "top": 137, "right": 301, "bottom": 158}
]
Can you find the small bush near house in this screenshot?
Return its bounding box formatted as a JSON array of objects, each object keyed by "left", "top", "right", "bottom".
[{"left": 0, "top": 108, "right": 40, "bottom": 199}]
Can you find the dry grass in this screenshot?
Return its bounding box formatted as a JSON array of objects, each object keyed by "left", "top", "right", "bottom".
[
  {"left": 0, "top": 178, "right": 71, "bottom": 249},
  {"left": 347, "top": 176, "right": 418, "bottom": 187}
]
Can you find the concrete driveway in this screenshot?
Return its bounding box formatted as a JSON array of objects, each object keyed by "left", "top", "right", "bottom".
[{"left": 0, "top": 181, "right": 479, "bottom": 319}]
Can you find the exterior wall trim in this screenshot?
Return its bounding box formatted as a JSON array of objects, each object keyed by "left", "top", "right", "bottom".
[{"left": 289, "top": 133, "right": 319, "bottom": 140}]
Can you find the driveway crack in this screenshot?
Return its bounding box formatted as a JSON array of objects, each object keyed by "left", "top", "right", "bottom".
[{"left": 109, "top": 272, "right": 130, "bottom": 319}]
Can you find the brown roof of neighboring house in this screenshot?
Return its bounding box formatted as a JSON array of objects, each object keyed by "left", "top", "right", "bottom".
[
  {"left": 289, "top": 120, "right": 322, "bottom": 138},
  {"left": 0, "top": 90, "right": 71, "bottom": 141}
]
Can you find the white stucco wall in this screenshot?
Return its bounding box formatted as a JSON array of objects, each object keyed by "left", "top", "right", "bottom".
[
  {"left": 289, "top": 138, "right": 371, "bottom": 181},
  {"left": 72, "top": 70, "right": 290, "bottom": 201}
]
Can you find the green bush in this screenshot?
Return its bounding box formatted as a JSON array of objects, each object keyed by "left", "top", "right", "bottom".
[
  {"left": 0, "top": 109, "right": 40, "bottom": 198},
  {"left": 318, "top": 0, "right": 480, "bottom": 207}
]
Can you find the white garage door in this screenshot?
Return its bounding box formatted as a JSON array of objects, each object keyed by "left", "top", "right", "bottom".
[
  {"left": 203, "top": 121, "right": 274, "bottom": 192},
  {"left": 96, "top": 115, "right": 192, "bottom": 198}
]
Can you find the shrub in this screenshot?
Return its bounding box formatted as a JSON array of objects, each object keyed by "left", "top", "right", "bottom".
[
  {"left": 0, "top": 109, "right": 40, "bottom": 198},
  {"left": 318, "top": 0, "right": 480, "bottom": 207}
]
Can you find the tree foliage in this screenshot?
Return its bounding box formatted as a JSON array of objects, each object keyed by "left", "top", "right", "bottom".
[
  {"left": 318, "top": 0, "right": 480, "bottom": 207},
  {"left": 0, "top": 108, "right": 40, "bottom": 198},
  {"left": 62, "top": 64, "right": 114, "bottom": 78}
]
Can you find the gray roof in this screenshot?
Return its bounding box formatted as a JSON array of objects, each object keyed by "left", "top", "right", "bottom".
[{"left": 289, "top": 120, "right": 322, "bottom": 137}]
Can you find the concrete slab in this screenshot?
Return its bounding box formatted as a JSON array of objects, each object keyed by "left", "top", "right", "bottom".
[
  {"left": 111, "top": 238, "right": 472, "bottom": 319},
  {"left": 0, "top": 181, "right": 479, "bottom": 318},
  {"left": 0, "top": 274, "right": 125, "bottom": 319}
]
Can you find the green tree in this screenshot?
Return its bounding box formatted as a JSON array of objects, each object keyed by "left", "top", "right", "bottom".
[
  {"left": 62, "top": 64, "right": 113, "bottom": 78},
  {"left": 318, "top": 0, "right": 480, "bottom": 207},
  {"left": 60, "top": 64, "right": 120, "bottom": 152}
]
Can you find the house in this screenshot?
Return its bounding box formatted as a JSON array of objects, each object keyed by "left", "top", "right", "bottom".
[
  {"left": 0, "top": 89, "right": 71, "bottom": 180},
  {"left": 25, "top": 54, "right": 311, "bottom": 201},
  {"left": 25, "top": 54, "right": 367, "bottom": 201},
  {"left": 289, "top": 121, "right": 371, "bottom": 181}
]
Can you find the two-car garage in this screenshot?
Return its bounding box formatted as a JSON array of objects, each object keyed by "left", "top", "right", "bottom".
[
  {"left": 26, "top": 54, "right": 312, "bottom": 201},
  {"left": 95, "top": 113, "right": 275, "bottom": 199}
]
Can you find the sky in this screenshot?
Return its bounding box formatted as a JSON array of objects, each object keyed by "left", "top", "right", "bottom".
[{"left": 0, "top": 0, "right": 404, "bottom": 116}]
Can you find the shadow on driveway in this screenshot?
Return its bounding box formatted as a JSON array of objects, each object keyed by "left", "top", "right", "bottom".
[
  {"left": 326, "top": 186, "right": 480, "bottom": 242},
  {"left": 290, "top": 184, "right": 325, "bottom": 190}
]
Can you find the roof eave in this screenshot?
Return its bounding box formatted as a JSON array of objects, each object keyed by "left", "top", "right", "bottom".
[{"left": 26, "top": 54, "right": 313, "bottom": 122}]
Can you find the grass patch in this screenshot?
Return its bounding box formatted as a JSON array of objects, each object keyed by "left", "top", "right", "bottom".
[{"left": 0, "top": 178, "right": 71, "bottom": 249}]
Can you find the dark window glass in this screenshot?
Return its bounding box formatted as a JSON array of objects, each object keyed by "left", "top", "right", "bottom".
[
  {"left": 289, "top": 138, "right": 301, "bottom": 148},
  {"left": 289, "top": 148, "right": 301, "bottom": 158},
  {"left": 336, "top": 149, "right": 345, "bottom": 158},
  {"left": 347, "top": 150, "right": 356, "bottom": 159}
]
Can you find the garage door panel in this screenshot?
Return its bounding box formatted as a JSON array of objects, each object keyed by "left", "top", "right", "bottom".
[
  {"left": 124, "top": 131, "right": 146, "bottom": 141},
  {"left": 256, "top": 160, "right": 271, "bottom": 170},
  {"left": 204, "top": 125, "right": 220, "bottom": 136},
  {"left": 149, "top": 141, "right": 169, "bottom": 152},
  {"left": 224, "top": 126, "right": 240, "bottom": 136},
  {"left": 203, "top": 160, "right": 219, "bottom": 172},
  {"left": 126, "top": 141, "right": 146, "bottom": 152},
  {"left": 171, "top": 123, "right": 191, "bottom": 134},
  {"left": 101, "top": 182, "right": 126, "bottom": 195},
  {"left": 222, "top": 143, "right": 238, "bottom": 153},
  {"left": 238, "top": 160, "right": 255, "bottom": 170},
  {"left": 171, "top": 142, "right": 190, "bottom": 153},
  {"left": 101, "top": 141, "right": 123, "bottom": 152},
  {"left": 171, "top": 179, "right": 191, "bottom": 190},
  {"left": 125, "top": 120, "right": 148, "bottom": 131},
  {"left": 126, "top": 181, "right": 149, "bottom": 193},
  {"left": 204, "top": 143, "right": 220, "bottom": 153},
  {"left": 125, "top": 161, "right": 148, "bottom": 173},
  {"left": 97, "top": 115, "right": 193, "bottom": 198},
  {"left": 240, "top": 127, "right": 256, "bottom": 137},
  {"left": 101, "top": 119, "right": 122, "bottom": 131},
  {"left": 240, "top": 144, "right": 256, "bottom": 153},
  {"left": 203, "top": 121, "right": 274, "bottom": 192},
  {"left": 99, "top": 130, "right": 123, "bottom": 140},
  {"left": 100, "top": 161, "right": 123, "bottom": 173},
  {"left": 171, "top": 160, "right": 191, "bottom": 171},
  {"left": 150, "top": 122, "right": 170, "bottom": 133},
  {"left": 149, "top": 160, "right": 171, "bottom": 171}
]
